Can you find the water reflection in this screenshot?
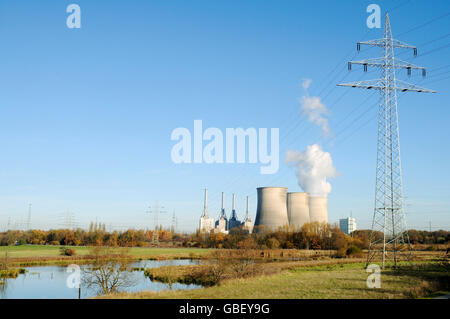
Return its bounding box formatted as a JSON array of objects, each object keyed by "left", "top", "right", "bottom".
[{"left": 0, "top": 259, "right": 201, "bottom": 299}]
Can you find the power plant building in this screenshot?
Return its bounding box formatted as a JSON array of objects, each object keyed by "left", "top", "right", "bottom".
[
  {"left": 199, "top": 187, "right": 329, "bottom": 234},
  {"left": 228, "top": 193, "right": 242, "bottom": 230},
  {"left": 254, "top": 187, "right": 329, "bottom": 232},
  {"left": 340, "top": 217, "right": 357, "bottom": 235}
]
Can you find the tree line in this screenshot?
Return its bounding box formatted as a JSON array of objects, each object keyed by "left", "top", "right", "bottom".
[{"left": 0, "top": 222, "right": 448, "bottom": 252}]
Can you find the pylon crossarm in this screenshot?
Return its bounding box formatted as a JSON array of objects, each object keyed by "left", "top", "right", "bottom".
[
  {"left": 337, "top": 79, "right": 383, "bottom": 90},
  {"left": 394, "top": 80, "right": 437, "bottom": 93},
  {"left": 337, "top": 79, "right": 437, "bottom": 93},
  {"left": 358, "top": 38, "right": 417, "bottom": 50},
  {"left": 394, "top": 58, "right": 425, "bottom": 70},
  {"left": 349, "top": 57, "right": 426, "bottom": 71}
]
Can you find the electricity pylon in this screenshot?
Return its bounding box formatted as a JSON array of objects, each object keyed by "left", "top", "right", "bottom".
[
  {"left": 27, "top": 203, "right": 32, "bottom": 230},
  {"left": 171, "top": 210, "right": 176, "bottom": 234},
  {"left": 337, "top": 12, "right": 436, "bottom": 268},
  {"left": 146, "top": 201, "right": 166, "bottom": 245}
]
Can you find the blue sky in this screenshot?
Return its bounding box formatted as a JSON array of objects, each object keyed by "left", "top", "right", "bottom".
[{"left": 0, "top": 0, "right": 448, "bottom": 232}]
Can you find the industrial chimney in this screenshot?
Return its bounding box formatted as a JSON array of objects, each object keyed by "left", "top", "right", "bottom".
[
  {"left": 228, "top": 193, "right": 241, "bottom": 230},
  {"left": 215, "top": 192, "right": 228, "bottom": 231},
  {"left": 243, "top": 195, "right": 253, "bottom": 233},
  {"left": 199, "top": 189, "right": 214, "bottom": 232}
]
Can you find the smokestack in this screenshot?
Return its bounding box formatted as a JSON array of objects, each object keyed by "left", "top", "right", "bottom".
[
  {"left": 231, "top": 193, "right": 238, "bottom": 220},
  {"left": 220, "top": 192, "right": 227, "bottom": 219},
  {"left": 200, "top": 188, "right": 214, "bottom": 233},
  {"left": 202, "top": 189, "right": 209, "bottom": 218},
  {"left": 221, "top": 192, "right": 225, "bottom": 210},
  {"left": 246, "top": 196, "right": 250, "bottom": 220}
]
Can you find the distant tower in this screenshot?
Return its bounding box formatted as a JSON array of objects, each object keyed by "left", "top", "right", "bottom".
[
  {"left": 243, "top": 196, "right": 253, "bottom": 233},
  {"left": 199, "top": 189, "right": 214, "bottom": 233},
  {"left": 27, "top": 203, "right": 32, "bottom": 231},
  {"left": 146, "top": 201, "right": 166, "bottom": 245},
  {"left": 60, "top": 210, "right": 76, "bottom": 229},
  {"left": 171, "top": 210, "right": 176, "bottom": 233},
  {"left": 338, "top": 13, "right": 436, "bottom": 268},
  {"left": 228, "top": 193, "right": 241, "bottom": 230}
]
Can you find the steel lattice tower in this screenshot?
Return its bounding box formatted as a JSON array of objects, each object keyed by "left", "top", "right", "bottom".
[
  {"left": 146, "top": 201, "right": 166, "bottom": 245},
  {"left": 338, "top": 13, "right": 436, "bottom": 268}
]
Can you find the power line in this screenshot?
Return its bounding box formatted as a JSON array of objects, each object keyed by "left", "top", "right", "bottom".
[
  {"left": 207, "top": 9, "right": 450, "bottom": 214},
  {"left": 397, "top": 11, "right": 450, "bottom": 37}
]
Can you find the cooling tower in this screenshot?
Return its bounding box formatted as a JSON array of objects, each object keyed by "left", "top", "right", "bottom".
[
  {"left": 254, "top": 187, "right": 289, "bottom": 231},
  {"left": 287, "top": 192, "right": 310, "bottom": 229},
  {"left": 309, "top": 196, "right": 328, "bottom": 223}
]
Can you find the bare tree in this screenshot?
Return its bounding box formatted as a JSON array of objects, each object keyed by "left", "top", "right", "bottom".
[
  {"left": 82, "top": 246, "right": 137, "bottom": 296},
  {"left": 0, "top": 251, "right": 9, "bottom": 270}
]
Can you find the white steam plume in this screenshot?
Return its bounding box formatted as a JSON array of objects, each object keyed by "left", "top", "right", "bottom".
[
  {"left": 299, "top": 79, "right": 330, "bottom": 136},
  {"left": 285, "top": 144, "right": 338, "bottom": 197},
  {"left": 301, "top": 78, "right": 312, "bottom": 90}
]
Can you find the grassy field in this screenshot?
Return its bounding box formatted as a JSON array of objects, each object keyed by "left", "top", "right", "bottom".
[
  {"left": 104, "top": 261, "right": 450, "bottom": 299},
  {"left": 0, "top": 245, "right": 213, "bottom": 260}
]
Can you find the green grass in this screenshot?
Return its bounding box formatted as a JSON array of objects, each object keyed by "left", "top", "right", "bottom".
[
  {"left": 0, "top": 245, "right": 213, "bottom": 259},
  {"left": 103, "top": 261, "right": 449, "bottom": 299}
]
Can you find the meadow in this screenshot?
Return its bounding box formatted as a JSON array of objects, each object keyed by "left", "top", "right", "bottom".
[
  {"left": 1, "top": 244, "right": 448, "bottom": 299},
  {"left": 0, "top": 245, "right": 213, "bottom": 266},
  {"left": 104, "top": 261, "right": 450, "bottom": 299}
]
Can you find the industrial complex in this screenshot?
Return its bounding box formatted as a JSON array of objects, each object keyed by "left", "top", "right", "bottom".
[{"left": 199, "top": 186, "right": 329, "bottom": 233}]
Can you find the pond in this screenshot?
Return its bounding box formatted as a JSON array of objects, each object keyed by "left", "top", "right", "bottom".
[{"left": 0, "top": 259, "right": 202, "bottom": 299}]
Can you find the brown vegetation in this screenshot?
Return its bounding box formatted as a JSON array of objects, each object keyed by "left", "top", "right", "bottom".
[
  {"left": 1, "top": 222, "right": 448, "bottom": 252},
  {"left": 145, "top": 249, "right": 367, "bottom": 287}
]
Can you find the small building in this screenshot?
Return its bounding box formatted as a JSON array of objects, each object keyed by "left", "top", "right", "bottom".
[
  {"left": 339, "top": 217, "right": 357, "bottom": 235},
  {"left": 199, "top": 216, "right": 214, "bottom": 233},
  {"left": 214, "top": 216, "right": 228, "bottom": 234}
]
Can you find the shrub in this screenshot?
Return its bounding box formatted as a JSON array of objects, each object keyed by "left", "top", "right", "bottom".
[
  {"left": 336, "top": 248, "right": 347, "bottom": 258},
  {"left": 137, "top": 241, "right": 147, "bottom": 247},
  {"left": 0, "top": 269, "right": 20, "bottom": 278},
  {"left": 346, "top": 245, "right": 362, "bottom": 255},
  {"left": 59, "top": 247, "right": 76, "bottom": 256},
  {"left": 267, "top": 238, "right": 280, "bottom": 249}
]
